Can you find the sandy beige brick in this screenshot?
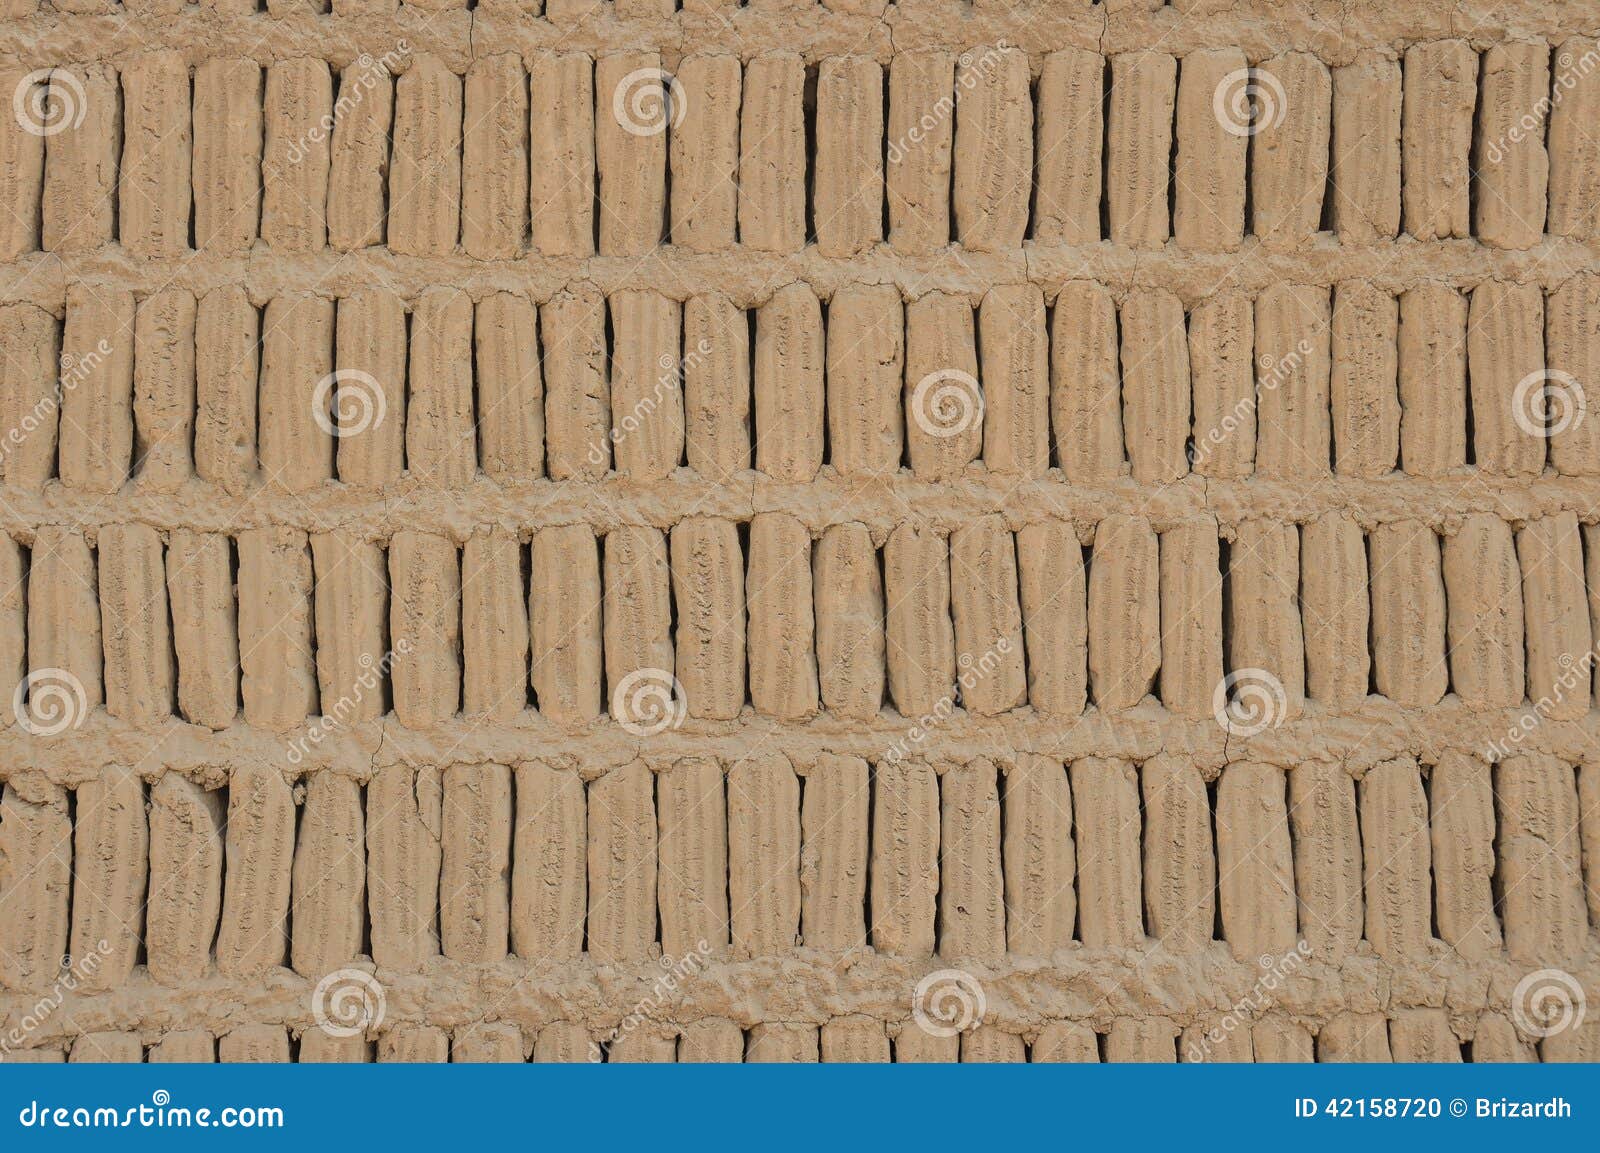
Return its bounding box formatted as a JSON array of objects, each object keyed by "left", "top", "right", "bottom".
[
  {"left": 1548, "top": 38, "right": 1600, "bottom": 241},
  {"left": 938, "top": 759, "right": 1004, "bottom": 959},
  {"left": 0, "top": 70, "right": 44, "bottom": 259},
  {"left": 1188, "top": 291, "right": 1255, "bottom": 478},
  {"left": 1401, "top": 40, "right": 1476, "bottom": 240},
  {"left": 678, "top": 1019, "right": 745, "bottom": 1062},
  {"left": 887, "top": 51, "right": 954, "bottom": 252},
  {"left": 602, "top": 525, "right": 674, "bottom": 722},
  {"left": 1429, "top": 753, "right": 1502, "bottom": 960},
  {"left": 1173, "top": 49, "right": 1247, "bottom": 252},
  {"left": 870, "top": 758, "right": 939, "bottom": 957},
  {"left": 475, "top": 293, "right": 543, "bottom": 481},
  {"left": 326, "top": 56, "right": 394, "bottom": 251},
  {"left": 1140, "top": 755, "right": 1214, "bottom": 954},
  {"left": 452, "top": 1024, "right": 524, "bottom": 1063},
  {"left": 215, "top": 765, "right": 295, "bottom": 976},
  {"left": 367, "top": 764, "right": 442, "bottom": 971},
  {"left": 259, "top": 294, "right": 334, "bottom": 490},
  {"left": 389, "top": 531, "right": 461, "bottom": 727},
  {"left": 290, "top": 772, "right": 365, "bottom": 977},
  {"left": 1071, "top": 758, "right": 1143, "bottom": 948},
  {"left": 884, "top": 522, "right": 955, "bottom": 717},
  {"left": 1495, "top": 753, "right": 1587, "bottom": 965},
  {"left": 815, "top": 56, "right": 883, "bottom": 256},
  {"left": 1360, "top": 757, "right": 1433, "bottom": 959},
  {"left": 947, "top": 517, "right": 1026, "bottom": 715},
  {"left": 261, "top": 59, "right": 331, "bottom": 251},
  {"left": 1016, "top": 519, "right": 1087, "bottom": 718},
  {"left": 821, "top": 1017, "right": 889, "bottom": 1063},
  {"left": 1399, "top": 282, "right": 1469, "bottom": 476},
  {"left": 953, "top": 45, "right": 1031, "bottom": 251},
  {"left": 608, "top": 290, "right": 683, "bottom": 480},
  {"left": 26, "top": 527, "right": 104, "bottom": 715},
  {"left": 799, "top": 754, "right": 869, "bottom": 952},
  {"left": 379, "top": 1026, "right": 450, "bottom": 1064},
  {"left": 1033, "top": 1022, "right": 1099, "bottom": 1063},
  {"left": 740, "top": 55, "right": 806, "bottom": 252},
  {"left": 587, "top": 762, "right": 658, "bottom": 964},
  {"left": 657, "top": 757, "right": 729, "bottom": 955},
  {"left": 1388, "top": 1010, "right": 1459, "bottom": 1063},
  {"left": 1250, "top": 53, "right": 1330, "bottom": 249},
  {"left": 0, "top": 304, "right": 59, "bottom": 489},
  {"left": 1051, "top": 281, "right": 1124, "bottom": 483},
  {"left": 1369, "top": 521, "right": 1448, "bottom": 707},
  {"left": 1087, "top": 515, "right": 1159, "bottom": 712},
  {"left": 828, "top": 285, "right": 904, "bottom": 476},
  {"left": 1105, "top": 1018, "right": 1176, "bottom": 1063},
  {"left": 41, "top": 65, "right": 118, "bottom": 252},
  {"left": 729, "top": 755, "right": 802, "bottom": 957},
  {"left": 1227, "top": 520, "right": 1306, "bottom": 718},
  {"left": 670, "top": 55, "right": 740, "bottom": 252},
  {"left": 683, "top": 294, "right": 751, "bottom": 477},
  {"left": 308, "top": 531, "right": 387, "bottom": 731},
  {"left": 389, "top": 56, "right": 461, "bottom": 256},
  {"left": 330, "top": 290, "right": 405, "bottom": 485},
  {"left": 530, "top": 525, "right": 603, "bottom": 724},
  {"left": 530, "top": 53, "right": 595, "bottom": 257},
  {"left": 511, "top": 763, "right": 586, "bottom": 962},
  {"left": 905, "top": 292, "right": 981, "bottom": 479},
  {"left": 1330, "top": 280, "right": 1399, "bottom": 477},
  {"left": 149, "top": 1032, "right": 216, "bottom": 1063},
  {"left": 1475, "top": 41, "right": 1549, "bottom": 249},
  {"left": 1159, "top": 521, "right": 1222, "bottom": 718},
  {"left": 670, "top": 517, "right": 745, "bottom": 720},
  {"left": 146, "top": 775, "right": 224, "bottom": 985},
  {"left": 754, "top": 283, "right": 824, "bottom": 482},
  {"left": 1330, "top": 53, "right": 1401, "bottom": 243},
  {"left": 1106, "top": 52, "right": 1174, "bottom": 248},
  {"left": 441, "top": 763, "right": 513, "bottom": 962},
  {"left": 68, "top": 768, "right": 146, "bottom": 991},
  {"left": 462, "top": 54, "right": 528, "bottom": 260},
  {"left": 747, "top": 513, "right": 819, "bottom": 720},
  {"left": 1287, "top": 761, "right": 1362, "bottom": 963},
  {"left": 1253, "top": 283, "right": 1331, "bottom": 478},
  {"left": 1120, "top": 289, "right": 1190, "bottom": 483},
  {"left": 194, "top": 286, "right": 259, "bottom": 495},
  {"left": 132, "top": 289, "right": 196, "bottom": 491},
  {"left": 1318, "top": 1014, "right": 1392, "bottom": 1062},
  {"left": 0, "top": 782, "right": 71, "bottom": 993},
  {"left": 595, "top": 52, "right": 667, "bottom": 256},
  {"left": 1545, "top": 274, "right": 1600, "bottom": 475},
  {"left": 1299, "top": 512, "right": 1368, "bottom": 707},
  {"left": 962, "top": 1028, "right": 1026, "bottom": 1063},
  {"left": 813, "top": 522, "right": 885, "bottom": 719},
  {"left": 542, "top": 285, "right": 610, "bottom": 481},
  {"left": 119, "top": 52, "right": 190, "bottom": 257},
  {"left": 1467, "top": 281, "right": 1544, "bottom": 475},
  {"left": 192, "top": 60, "right": 262, "bottom": 253},
  {"left": 98, "top": 523, "right": 173, "bottom": 725},
  {"left": 1517, "top": 512, "right": 1591, "bottom": 718},
  {"left": 406, "top": 289, "right": 476, "bottom": 487},
  {"left": 59, "top": 285, "right": 134, "bottom": 495},
  {"left": 237, "top": 528, "right": 317, "bottom": 731},
  {"left": 1215, "top": 763, "right": 1297, "bottom": 961},
  {"left": 746, "top": 1024, "right": 818, "bottom": 1063}
]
